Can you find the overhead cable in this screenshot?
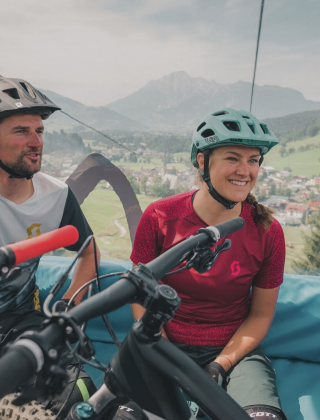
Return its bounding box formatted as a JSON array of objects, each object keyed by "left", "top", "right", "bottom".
[
  {"left": 60, "top": 110, "right": 158, "bottom": 165},
  {"left": 250, "top": 0, "right": 265, "bottom": 113}
]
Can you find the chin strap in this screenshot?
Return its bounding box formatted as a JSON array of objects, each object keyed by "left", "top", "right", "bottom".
[
  {"left": 198, "top": 150, "right": 238, "bottom": 210},
  {"left": 0, "top": 160, "right": 33, "bottom": 180}
]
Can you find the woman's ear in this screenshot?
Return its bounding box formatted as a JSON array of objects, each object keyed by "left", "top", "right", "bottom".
[{"left": 196, "top": 152, "right": 204, "bottom": 171}]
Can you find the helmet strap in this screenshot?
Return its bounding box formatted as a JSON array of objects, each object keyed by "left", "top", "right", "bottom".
[
  {"left": 0, "top": 159, "right": 33, "bottom": 180},
  {"left": 259, "top": 155, "right": 264, "bottom": 167},
  {"left": 199, "top": 150, "right": 238, "bottom": 210}
]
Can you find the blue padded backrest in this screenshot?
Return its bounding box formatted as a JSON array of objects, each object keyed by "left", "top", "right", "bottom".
[
  {"left": 37, "top": 256, "right": 134, "bottom": 343},
  {"left": 263, "top": 273, "right": 320, "bottom": 363},
  {"left": 37, "top": 258, "right": 320, "bottom": 362}
]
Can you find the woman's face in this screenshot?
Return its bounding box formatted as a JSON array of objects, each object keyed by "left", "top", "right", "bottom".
[{"left": 197, "top": 145, "right": 261, "bottom": 203}]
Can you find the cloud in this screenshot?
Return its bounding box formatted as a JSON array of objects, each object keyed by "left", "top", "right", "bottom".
[{"left": 0, "top": 0, "right": 319, "bottom": 105}]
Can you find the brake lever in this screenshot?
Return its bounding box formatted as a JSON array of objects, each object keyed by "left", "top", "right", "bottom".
[{"left": 185, "top": 239, "right": 231, "bottom": 273}]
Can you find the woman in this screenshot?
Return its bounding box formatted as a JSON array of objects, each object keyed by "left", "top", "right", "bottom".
[{"left": 131, "top": 108, "right": 286, "bottom": 420}]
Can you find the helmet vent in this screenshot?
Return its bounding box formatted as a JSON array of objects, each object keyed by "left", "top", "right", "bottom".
[
  {"left": 260, "top": 124, "right": 268, "bottom": 134},
  {"left": 3, "top": 88, "right": 20, "bottom": 100},
  {"left": 201, "top": 129, "right": 215, "bottom": 138},
  {"left": 20, "top": 82, "right": 36, "bottom": 99},
  {"left": 247, "top": 123, "right": 255, "bottom": 133},
  {"left": 242, "top": 116, "right": 249, "bottom": 119},
  {"left": 197, "top": 122, "right": 206, "bottom": 132},
  {"left": 213, "top": 111, "right": 229, "bottom": 116},
  {"left": 223, "top": 121, "right": 240, "bottom": 132}
]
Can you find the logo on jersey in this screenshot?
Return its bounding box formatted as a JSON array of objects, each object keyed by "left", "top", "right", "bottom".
[
  {"left": 230, "top": 260, "right": 240, "bottom": 276},
  {"left": 26, "top": 223, "right": 42, "bottom": 239}
]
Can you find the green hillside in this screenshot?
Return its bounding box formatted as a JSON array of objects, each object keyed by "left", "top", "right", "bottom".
[{"left": 264, "top": 132, "right": 320, "bottom": 177}]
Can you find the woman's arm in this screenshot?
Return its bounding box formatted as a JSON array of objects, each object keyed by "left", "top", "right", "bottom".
[{"left": 214, "top": 285, "right": 279, "bottom": 372}]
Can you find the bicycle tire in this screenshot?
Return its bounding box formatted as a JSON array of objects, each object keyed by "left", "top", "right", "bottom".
[{"left": 0, "top": 394, "right": 56, "bottom": 420}]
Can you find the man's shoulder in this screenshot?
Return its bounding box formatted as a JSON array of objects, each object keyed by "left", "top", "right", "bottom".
[
  {"left": 31, "top": 172, "right": 68, "bottom": 202},
  {"left": 34, "top": 172, "right": 67, "bottom": 190}
]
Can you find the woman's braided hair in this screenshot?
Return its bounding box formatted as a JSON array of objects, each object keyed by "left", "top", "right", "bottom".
[{"left": 245, "top": 192, "right": 274, "bottom": 230}]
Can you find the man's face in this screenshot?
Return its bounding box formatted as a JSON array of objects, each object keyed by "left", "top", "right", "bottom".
[{"left": 0, "top": 114, "right": 44, "bottom": 178}]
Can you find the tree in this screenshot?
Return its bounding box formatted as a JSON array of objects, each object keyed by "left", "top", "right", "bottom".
[
  {"left": 284, "top": 188, "right": 292, "bottom": 197},
  {"left": 269, "top": 184, "right": 276, "bottom": 196},
  {"left": 293, "top": 210, "right": 320, "bottom": 275},
  {"left": 279, "top": 147, "right": 287, "bottom": 157},
  {"left": 126, "top": 174, "right": 140, "bottom": 195},
  {"left": 150, "top": 175, "right": 174, "bottom": 198},
  {"left": 140, "top": 176, "right": 148, "bottom": 195},
  {"left": 307, "top": 125, "right": 320, "bottom": 138},
  {"left": 261, "top": 171, "right": 268, "bottom": 180}
]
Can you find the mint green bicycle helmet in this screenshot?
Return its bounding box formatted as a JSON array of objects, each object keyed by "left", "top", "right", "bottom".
[
  {"left": 191, "top": 108, "right": 278, "bottom": 166},
  {"left": 191, "top": 108, "right": 279, "bottom": 209}
]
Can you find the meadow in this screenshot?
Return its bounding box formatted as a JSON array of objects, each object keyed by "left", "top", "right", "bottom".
[{"left": 264, "top": 132, "right": 320, "bottom": 177}]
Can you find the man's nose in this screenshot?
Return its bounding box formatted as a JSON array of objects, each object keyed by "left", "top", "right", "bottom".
[{"left": 27, "top": 131, "right": 43, "bottom": 148}]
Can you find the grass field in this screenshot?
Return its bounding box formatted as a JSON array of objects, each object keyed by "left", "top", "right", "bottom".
[
  {"left": 80, "top": 189, "right": 154, "bottom": 261},
  {"left": 282, "top": 226, "right": 307, "bottom": 273},
  {"left": 78, "top": 189, "right": 306, "bottom": 273},
  {"left": 264, "top": 133, "right": 320, "bottom": 177}
]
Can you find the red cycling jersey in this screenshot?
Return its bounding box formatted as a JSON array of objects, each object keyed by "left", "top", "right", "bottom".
[{"left": 131, "top": 190, "right": 285, "bottom": 346}]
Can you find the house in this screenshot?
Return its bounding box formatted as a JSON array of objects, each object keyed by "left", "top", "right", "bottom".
[
  {"left": 262, "top": 166, "right": 275, "bottom": 174},
  {"left": 310, "top": 200, "right": 320, "bottom": 210},
  {"left": 285, "top": 203, "right": 308, "bottom": 220}
]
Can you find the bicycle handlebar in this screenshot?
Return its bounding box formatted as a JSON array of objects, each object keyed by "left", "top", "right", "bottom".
[{"left": 0, "top": 217, "right": 245, "bottom": 404}]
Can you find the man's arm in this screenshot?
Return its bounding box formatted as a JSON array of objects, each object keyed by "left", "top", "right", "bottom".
[{"left": 62, "top": 240, "right": 101, "bottom": 305}]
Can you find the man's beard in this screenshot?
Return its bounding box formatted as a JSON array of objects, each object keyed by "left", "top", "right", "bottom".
[{"left": 6, "top": 150, "right": 42, "bottom": 178}]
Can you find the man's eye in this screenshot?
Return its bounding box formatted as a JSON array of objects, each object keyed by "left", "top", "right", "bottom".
[
  {"left": 249, "top": 159, "right": 258, "bottom": 163},
  {"left": 227, "top": 157, "right": 237, "bottom": 162}
]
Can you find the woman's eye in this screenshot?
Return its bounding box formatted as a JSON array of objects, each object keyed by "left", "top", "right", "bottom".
[{"left": 249, "top": 159, "right": 258, "bottom": 164}]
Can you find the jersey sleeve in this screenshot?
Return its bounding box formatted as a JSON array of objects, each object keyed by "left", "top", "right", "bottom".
[
  {"left": 59, "top": 188, "right": 93, "bottom": 252},
  {"left": 130, "top": 203, "right": 161, "bottom": 264},
  {"left": 253, "top": 219, "right": 285, "bottom": 289}
]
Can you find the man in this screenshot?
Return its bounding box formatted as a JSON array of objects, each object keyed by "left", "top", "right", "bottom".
[{"left": 0, "top": 77, "right": 99, "bottom": 417}]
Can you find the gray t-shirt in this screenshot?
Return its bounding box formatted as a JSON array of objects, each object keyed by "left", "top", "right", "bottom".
[{"left": 0, "top": 172, "right": 92, "bottom": 314}]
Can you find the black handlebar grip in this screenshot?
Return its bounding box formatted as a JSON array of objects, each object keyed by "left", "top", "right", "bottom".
[
  {"left": 0, "top": 343, "right": 38, "bottom": 398},
  {"left": 208, "top": 217, "right": 245, "bottom": 240}
]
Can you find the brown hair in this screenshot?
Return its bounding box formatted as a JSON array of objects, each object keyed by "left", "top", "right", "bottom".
[{"left": 245, "top": 192, "right": 274, "bottom": 230}]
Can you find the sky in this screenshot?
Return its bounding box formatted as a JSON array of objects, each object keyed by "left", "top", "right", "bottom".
[{"left": 1, "top": 0, "right": 319, "bottom": 106}]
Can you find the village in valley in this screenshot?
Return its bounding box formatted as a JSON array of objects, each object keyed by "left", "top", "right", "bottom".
[{"left": 41, "top": 140, "right": 320, "bottom": 233}]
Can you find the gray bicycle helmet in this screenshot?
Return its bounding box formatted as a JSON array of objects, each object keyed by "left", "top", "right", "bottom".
[
  {"left": 0, "top": 77, "right": 60, "bottom": 121},
  {"left": 191, "top": 108, "right": 279, "bottom": 209}
]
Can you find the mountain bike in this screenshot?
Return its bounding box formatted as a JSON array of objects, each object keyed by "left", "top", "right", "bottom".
[{"left": 0, "top": 218, "right": 250, "bottom": 420}]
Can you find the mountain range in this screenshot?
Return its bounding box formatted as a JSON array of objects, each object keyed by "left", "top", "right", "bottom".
[
  {"left": 41, "top": 71, "right": 320, "bottom": 132},
  {"left": 40, "top": 89, "right": 145, "bottom": 132},
  {"left": 107, "top": 71, "right": 320, "bottom": 130}
]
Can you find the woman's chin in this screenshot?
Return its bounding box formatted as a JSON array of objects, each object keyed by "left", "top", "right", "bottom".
[{"left": 221, "top": 191, "right": 249, "bottom": 203}]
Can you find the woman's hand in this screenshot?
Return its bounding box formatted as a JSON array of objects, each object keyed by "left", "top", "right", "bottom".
[{"left": 204, "top": 361, "right": 226, "bottom": 386}]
